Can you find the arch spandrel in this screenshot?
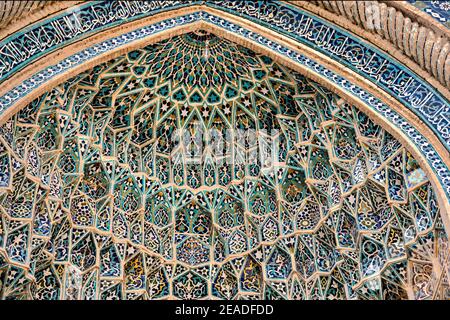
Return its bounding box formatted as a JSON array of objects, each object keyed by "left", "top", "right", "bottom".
[{"left": 0, "top": 1, "right": 449, "bottom": 300}]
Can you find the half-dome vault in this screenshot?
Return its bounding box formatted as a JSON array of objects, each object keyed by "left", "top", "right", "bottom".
[{"left": 0, "top": 30, "right": 448, "bottom": 300}]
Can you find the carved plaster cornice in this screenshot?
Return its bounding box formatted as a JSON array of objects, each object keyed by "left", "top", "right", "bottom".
[{"left": 0, "top": 1, "right": 49, "bottom": 29}]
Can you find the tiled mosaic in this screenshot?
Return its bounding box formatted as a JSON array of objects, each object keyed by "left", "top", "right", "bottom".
[
  {"left": 0, "top": 32, "right": 448, "bottom": 300},
  {"left": 408, "top": 1, "right": 450, "bottom": 27}
]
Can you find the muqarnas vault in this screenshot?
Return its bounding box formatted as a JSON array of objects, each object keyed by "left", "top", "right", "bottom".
[{"left": 0, "top": 30, "right": 448, "bottom": 300}]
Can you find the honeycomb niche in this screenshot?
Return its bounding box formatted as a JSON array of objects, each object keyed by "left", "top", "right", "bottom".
[{"left": 0, "top": 31, "right": 448, "bottom": 300}]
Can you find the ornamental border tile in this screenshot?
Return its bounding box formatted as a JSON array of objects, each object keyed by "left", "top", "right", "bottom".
[{"left": 408, "top": 0, "right": 450, "bottom": 27}]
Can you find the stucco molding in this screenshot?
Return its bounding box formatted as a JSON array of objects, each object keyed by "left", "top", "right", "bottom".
[{"left": 0, "top": 1, "right": 51, "bottom": 30}]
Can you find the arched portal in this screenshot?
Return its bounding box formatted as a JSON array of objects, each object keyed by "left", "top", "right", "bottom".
[{"left": 0, "top": 1, "right": 449, "bottom": 300}]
